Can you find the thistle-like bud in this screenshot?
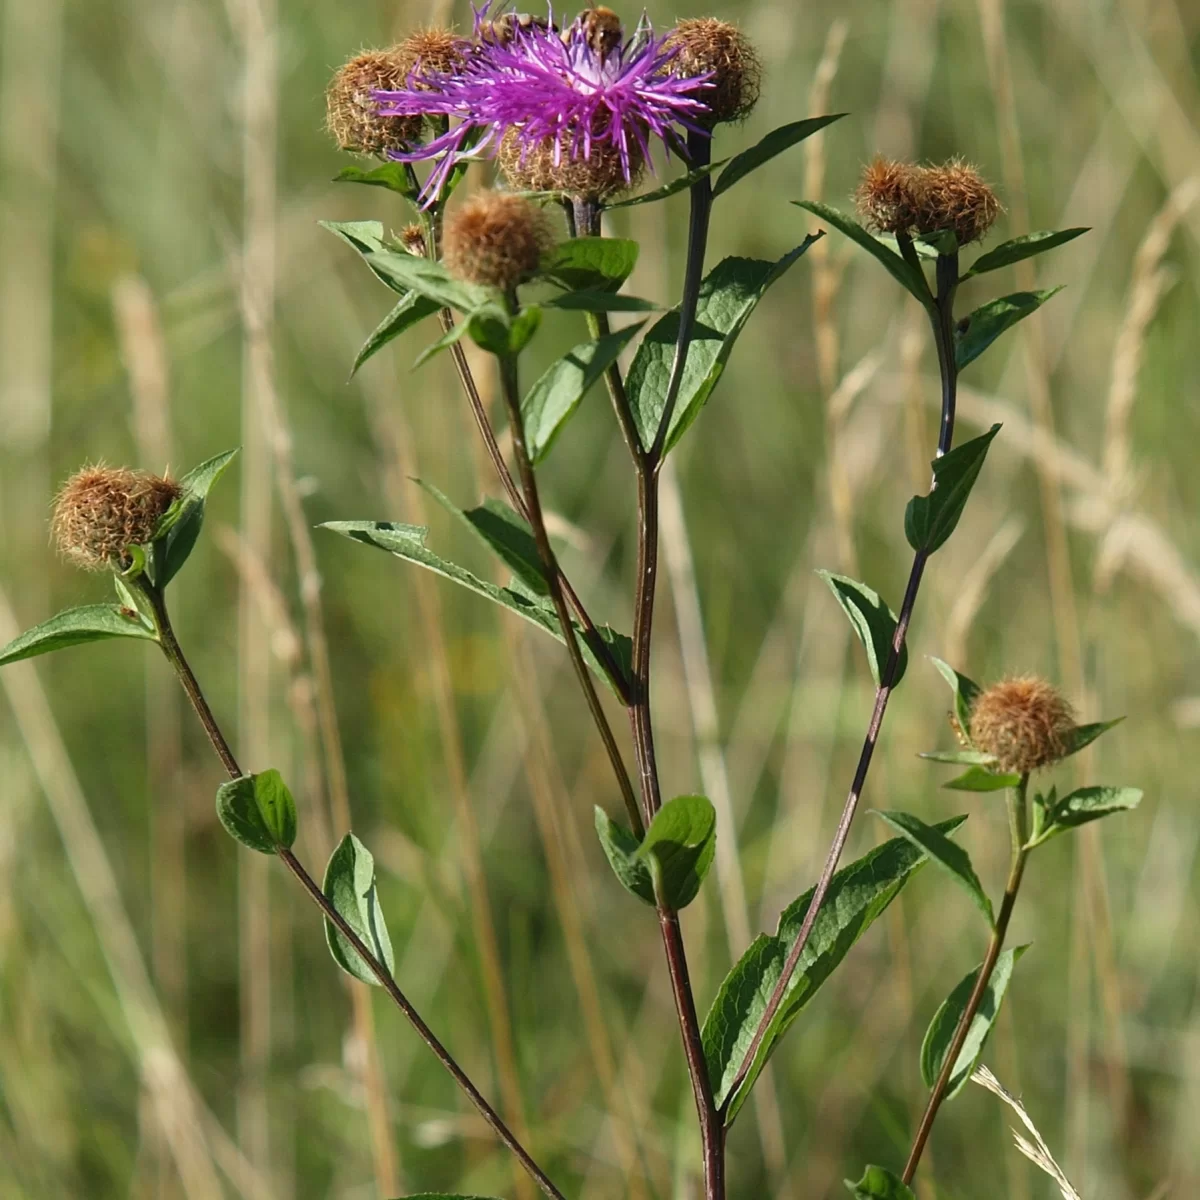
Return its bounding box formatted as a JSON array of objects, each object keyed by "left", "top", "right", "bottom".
[
  {"left": 497, "top": 129, "right": 644, "bottom": 202},
  {"left": 51, "top": 466, "right": 181, "bottom": 572},
  {"left": 663, "top": 18, "right": 761, "bottom": 126},
  {"left": 968, "top": 676, "right": 1075, "bottom": 775},
  {"left": 919, "top": 159, "right": 1001, "bottom": 245},
  {"left": 443, "top": 191, "right": 552, "bottom": 291},
  {"left": 394, "top": 27, "right": 471, "bottom": 81},
  {"left": 854, "top": 157, "right": 925, "bottom": 236},
  {"left": 399, "top": 223, "right": 427, "bottom": 256},
  {"left": 326, "top": 49, "right": 423, "bottom": 156}
]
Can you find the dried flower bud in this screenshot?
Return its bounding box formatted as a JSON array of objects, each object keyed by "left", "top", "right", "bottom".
[
  {"left": 443, "top": 191, "right": 552, "bottom": 291},
  {"left": 399, "top": 223, "right": 427, "bottom": 256},
  {"left": 326, "top": 49, "right": 423, "bottom": 156},
  {"left": 663, "top": 18, "right": 761, "bottom": 125},
  {"left": 51, "top": 466, "right": 181, "bottom": 572},
  {"left": 497, "top": 128, "right": 643, "bottom": 201},
  {"left": 394, "top": 27, "right": 471, "bottom": 81},
  {"left": 969, "top": 676, "right": 1075, "bottom": 775},
  {"left": 918, "top": 159, "right": 1001, "bottom": 245},
  {"left": 854, "top": 157, "right": 925, "bottom": 236}
]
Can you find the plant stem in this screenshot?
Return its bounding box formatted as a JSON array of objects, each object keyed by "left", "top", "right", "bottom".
[
  {"left": 721, "top": 248, "right": 962, "bottom": 1117},
  {"left": 495, "top": 338, "right": 643, "bottom": 838},
  {"left": 138, "top": 576, "right": 567, "bottom": 1200},
  {"left": 901, "top": 775, "right": 1030, "bottom": 1185}
]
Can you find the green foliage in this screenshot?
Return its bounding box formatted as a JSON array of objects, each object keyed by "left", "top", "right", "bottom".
[
  {"left": 1058, "top": 717, "right": 1125, "bottom": 760},
  {"left": 627, "top": 239, "right": 820, "bottom": 453},
  {"left": 540, "top": 237, "right": 639, "bottom": 291},
  {"left": 818, "top": 571, "right": 908, "bottom": 687},
  {"left": 702, "top": 818, "right": 966, "bottom": 1122},
  {"left": 323, "top": 833, "right": 396, "bottom": 986},
  {"left": 712, "top": 114, "right": 845, "bottom": 198},
  {"left": 844, "top": 1166, "right": 916, "bottom": 1199},
  {"left": 521, "top": 324, "right": 643, "bottom": 462},
  {"left": 920, "top": 945, "right": 1028, "bottom": 1098},
  {"left": 0, "top": 604, "right": 157, "bottom": 666},
  {"left": 904, "top": 425, "right": 1001, "bottom": 555},
  {"left": 955, "top": 289, "right": 1063, "bottom": 370},
  {"left": 1031, "top": 785, "right": 1143, "bottom": 845},
  {"left": 873, "top": 810, "right": 993, "bottom": 926},
  {"left": 332, "top": 162, "right": 419, "bottom": 200},
  {"left": 594, "top": 807, "right": 655, "bottom": 905},
  {"left": 637, "top": 794, "right": 717, "bottom": 910},
  {"left": 943, "top": 766, "right": 1022, "bottom": 792},
  {"left": 930, "top": 657, "right": 984, "bottom": 736},
  {"left": 541, "top": 290, "right": 661, "bottom": 312},
  {"left": 323, "top": 521, "right": 630, "bottom": 695},
  {"left": 152, "top": 448, "right": 240, "bottom": 587},
  {"left": 215, "top": 769, "right": 298, "bottom": 855},
  {"left": 962, "top": 228, "right": 1088, "bottom": 279},
  {"left": 353, "top": 292, "right": 442, "bottom": 376},
  {"left": 605, "top": 159, "right": 728, "bottom": 209},
  {"left": 363, "top": 249, "right": 489, "bottom": 312}
]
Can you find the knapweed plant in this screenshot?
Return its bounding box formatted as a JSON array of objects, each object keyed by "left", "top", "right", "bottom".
[{"left": 3, "top": 5, "right": 1142, "bottom": 1198}]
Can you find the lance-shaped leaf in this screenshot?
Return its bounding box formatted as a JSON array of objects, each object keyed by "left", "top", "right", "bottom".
[
  {"left": 153, "top": 448, "right": 240, "bottom": 587},
  {"left": 713, "top": 114, "right": 845, "bottom": 198},
  {"left": 919, "top": 749, "right": 997, "bottom": 766},
  {"left": 332, "top": 161, "right": 419, "bottom": 199},
  {"left": 818, "top": 571, "right": 908, "bottom": 687},
  {"left": 352, "top": 292, "right": 442, "bottom": 376},
  {"left": 905, "top": 424, "right": 1001, "bottom": 555},
  {"left": 920, "top": 944, "right": 1028, "bottom": 1098},
  {"left": 1058, "top": 717, "right": 1124, "bottom": 760},
  {"left": 1034, "top": 785, "right": 1142, "bottom": 844},
  {"left": 594, "top": 807, "right": 654, "bottom": 905},
  {"left": 955, "top": 288, "right": 1063, "bottom": 370},
  {"left": 322, "top": 520, "right": 629, "bottom": 695},
  {"left": 322, "top": 220, "right": 410, "bottom": 295},
  {"left": 522, "top": 324, "right": 643, "bottom": 462},
  {"left": 364, "top": 249, "right": 489, "bottom": 312},
  {"left": 930, "top": 657, "right": 983, "bottom": 739},
  {"left": 635, "top": 794, "right": 716, "bottom": 910},
  {"left": 541, "top": 237, "right": 639, "bottom": 291},
  {"left": 874, "top": 810, "right": 993, "bottom": 926},
  {"left": 324, "top": 833, "right": 396, "bottom": 986},
  {"left": 962, "top": 228, "right": 1088, "bottom": 279},
  {"left": 845, "top": 1166, "right": 916, "bottom": 1200},
  {"left": 542, "top": 290, "right": 661, "bottom": 313},
  {"left": 627, "top": 238, "right": 820, "bottom": 453},
  {"left": 943, "top": 765, "right": 1021, "bottom": 792},
  {"left": 0, "top": 604, "right": 157, "bottom": 667},
  {"left": 702, "top": 817, "right": 966, "bottom": 1122},
  {"left": 605, "top": 159, "right": 728, "bottom": 209},
  {"left": 793, "top": 201, "right": 930, "bottom": 304},
  {"left": 215, "top": 769, "right": 298, "bottom": 855}
]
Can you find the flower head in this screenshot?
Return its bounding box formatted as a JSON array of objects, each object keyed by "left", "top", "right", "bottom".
[
  {"left": 374, "top": 3, "right": 713, "bottom": 202},
  {"left": 969, "top": 676, "right": 1074, "bottom": 775},
  {"left": 326, "top": 49, "right": 424, "bottom": 156},
  {"left": 855, "top": 156, "right": 1001, "bottom": 245},
  {"left": 52, "top": 465, "right": 180, "bottom": 572},
  {"left": 443, "top": 190, "right": 553, "bottom": 290},
  {"left": 663, "top": 18, "right": 760, "bottom": 126}
]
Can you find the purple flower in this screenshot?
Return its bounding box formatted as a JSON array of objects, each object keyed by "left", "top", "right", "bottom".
[{"left": 374, "top": 4, "right": 713, "bottom": 202}]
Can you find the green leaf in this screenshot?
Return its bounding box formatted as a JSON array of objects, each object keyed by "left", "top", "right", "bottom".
[
  {"left": 1036, "top": 785, "right": 1142, "bottom": 843},
  {"left": 635, "top": 794, "right": 716, "bottom": 910},
  {"left": 154, "top": 448, "right": 240, "bottom": 587},
  {"left": 364, "top": 249, "right": 489, "bottom": 312},
  {"left": 420, "top": 483, "right": 547, "bottom": 597},
  {"left": 322, "top": 520, "right": 629, "bottom": 696},
  {"left": 845, "top": 1166, "right": 916, "bottom": 1200},
  {"left": 352, "top": 292, "right": 442, "bottom": 376},
  {"left": 818, "top": 570, "right": 908, "bottom": 688},
  {"left": 390, "top": 1194, "right": 505, "bottom": 1199},
  {"left": 918, "top": 227, "right": 959, "bottom": 256},
  {"left": 962, "top": 228, "right": 1088, "bottom": 279},
  {"left": 793, "top": 201, "right": 930, "bottom": 304},
  {"left": 412, "top": 314, "right": 472, "bottom": 368},
  {"left": 323, "top": 833, "right": 396, "bottom": 986},
  {"left": 322, "top": 220, "right": 411, "bottom": 295},
  {"left": 1058, "top": 717, "right": 1124, "bottom": 760},
  {"left": 713, "top": 114, "right": 845, "bottom": 198},
  {"left": 541, "top": 237, "right": 638, "bottom": 291},
  {"left": 703, "top": 817, "right": 966, "bottom": 1122},
  {"left": 905, "top": 424, "right": 1001, "bottom": 555},
  {"left": 215, "top": 769, "right": 298, "bottom": 855},
  {"left": 918, "top": 749, "right": 997, "bottom": 766},
  {"left": 594, "top": 806, "right": 654, "bottom": 905},
  {"left": 465, "top": 304, "right": 541, "bottom": 357},
  {"left": 930, "top": 657, "right": 983, "bottom": 739},
  {"left": 874, "top": 810, "right": 993, "bottom": 926},
  {"left": 605, "top": 159, "right": 728, "bottom": 209},
  {"left": 332, "top": 161, "right": 419, "bottom": 199},
  {"left": 0, "top": 604, "right": 157, "bottom": 666},
  {"left": 943, "top": 765, "right": 1021, "bottom": 792},
  {"left": 955, "top": 289, "right": 1064, "bottom": 370},
  {"left": 542, "top": 290, "right": 661, "bottom": 313},
  {"left": 521, "top": 323, "right": 643, "bottom": 462},
  {"left": 878, "top": 233, "right": 938, "bottom": 260},
  {"left": 627, "top": 238, "right": 819, "bottom": 453},
  {"left": 920, "top": 945, "right": 1028, "bottom": 1097}
]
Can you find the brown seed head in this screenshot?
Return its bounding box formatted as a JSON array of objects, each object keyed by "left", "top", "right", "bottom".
[
  {"left": 968, "top": 676, "right": 1075, "bottom": 775},
  {"left": 326, "top": 49, "right": 423, "bottom": 156},
  {"left": 663, "top": 18, "right": 761, "bottom": 126},
  {"left": 51, "top": 466, "right": 181, "bottom": 572},
  {"left": 394, "top": 27, "right": 471, "bottom": 82},
  {"left": 497, "top": 128, "right": 644, "bottom": 201},
  {"left": 399, "top": 223, "right": 427, "bottom": 256},
  {"left": 854, "top": 157, "right": 925, "bottom": 236},
  {"left": 442, "top": 191, "right": 553, "bottom": 291},
  {"left": 916, "top": 159, "right": 1001, "bottom": 244}
]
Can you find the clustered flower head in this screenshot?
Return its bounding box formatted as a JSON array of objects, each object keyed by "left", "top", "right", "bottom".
[
  {"left": 443, "top": 190, "right": 553, "bottom": 290},
  {"left": 51, "top": 466, "right": 181, "bottom": 572},
  {"left": 371, "top": 3, "right": 716, "bottom": 202},
  {"left": 855, "top": 156, "right": 1001, "bottom": 245},
  {"left": 968, "top": 676, "right": 1075, "bottom": 775},
  {"left": 663, "top": 18, "right": 760, "bottom": 126}
]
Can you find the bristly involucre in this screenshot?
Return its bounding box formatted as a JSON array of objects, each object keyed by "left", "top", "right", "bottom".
[
  {"left": 968, "top": 676, "right": 1075, "bottom": 775},
  {"left": 443, "top": 191, "right": 553, "bottom": 291},
  {"left": 373, "top": 3, "right": 713, "bottom": 203}
]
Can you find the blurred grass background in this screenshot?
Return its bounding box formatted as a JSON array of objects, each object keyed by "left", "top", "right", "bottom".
[{"left": 1, "top": 0, "right": 1198, "bottom": 1196}]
